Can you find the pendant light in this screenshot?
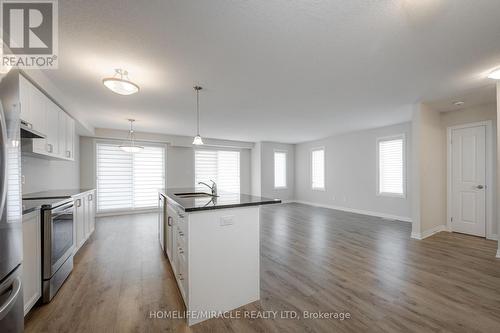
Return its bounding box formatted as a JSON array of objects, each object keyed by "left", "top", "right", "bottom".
[
  {"left": 192, "top": 85, "right": 204, "bottom": 145},
  {"left": 103, "top": 69, "right": 140, "bottom": 95},
  {"left": 120, "top": 119, "right": 144, "bottom": 153}
]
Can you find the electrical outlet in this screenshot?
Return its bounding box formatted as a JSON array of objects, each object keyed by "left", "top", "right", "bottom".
[
  {"left": 220, "top": 216, "right": 235, "bottom": 226},
  {"left": 21, "top": 175, "right": 26, "bottom": 185}
]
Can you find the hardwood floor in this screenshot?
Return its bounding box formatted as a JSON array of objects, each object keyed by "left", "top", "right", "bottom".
[{"left": 25, "top": 203, "right": 500, "bottom": 333}]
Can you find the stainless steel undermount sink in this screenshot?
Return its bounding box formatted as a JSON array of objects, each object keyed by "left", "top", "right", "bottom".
[{"left": 174, "top": 192, "right": 215, "bottom": 198}]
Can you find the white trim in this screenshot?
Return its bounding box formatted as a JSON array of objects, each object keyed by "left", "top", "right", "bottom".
[
  {"left": 376, "top": 134, "right": 407, "bottom": 198},
  {"left": 446, "top": 121, "right": 493, "bottom": 239},
  {"left": 293, "top": 200, "right": 412, "bottom": 223},
  {"left": 311, "top": 146, "right": 326, "bottom": 191},
  {"left": 488, "top": 234, "right": 498, "bottom": 241},
  {"left": 273, "top": 149, "right": 288, "bottom": 189},
  {"left": 410, "top": 225, "right": 447, "bottom": 240},
  {"left": 496, "top": 249, "right": 500, "bottom": 259}
]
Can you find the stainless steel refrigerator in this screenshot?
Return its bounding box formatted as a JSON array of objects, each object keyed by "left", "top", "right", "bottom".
[{"left": 0, "top": 75, "right": 24, "bottom": 332}]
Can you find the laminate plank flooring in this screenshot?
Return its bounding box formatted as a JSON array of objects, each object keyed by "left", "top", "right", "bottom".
[{"left": 25, "top": 203, "right": 500, "bottom": 333}]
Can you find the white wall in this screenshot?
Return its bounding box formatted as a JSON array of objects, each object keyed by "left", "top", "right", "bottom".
[
  {"left": 22, "top": 135, "right": 81, "bottom": 194},
  {"left": 251, "top": 143, "right": 261, "bottom": 196},
  {"left": 295, "top": 122, "right": 412, "bottom": 221},
  {"left": 259, "top": 142, "right": 295, "bottom": 201},
  {"left": 497, "top": 83, "right": 500, "bottom": 257}
]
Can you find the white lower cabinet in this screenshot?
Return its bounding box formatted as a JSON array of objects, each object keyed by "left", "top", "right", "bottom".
[
  {"left": 22, "top": 210, "right": 41, "bottom": 316},
  {"left": 73, "top": 190, "right": 96, "bottom": 253}
]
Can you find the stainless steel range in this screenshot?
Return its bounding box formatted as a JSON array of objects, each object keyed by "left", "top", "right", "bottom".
[{"left": 40, "top": 199, "right": 75, "bottom": 303}]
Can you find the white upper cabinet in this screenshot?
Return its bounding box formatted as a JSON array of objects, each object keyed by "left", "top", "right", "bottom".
[{"left": 18, "top": 74, "right": 75, "bottom": 161}]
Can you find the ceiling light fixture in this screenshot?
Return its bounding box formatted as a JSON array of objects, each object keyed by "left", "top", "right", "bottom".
[
  {"left": 487, "top": 68, "right": 500, "bottom": 80},
  {"left": 102, "top": 69, "right": 140, "bottom": 95},
  {"left": 453, "top": 101, "right": 464, "bottom": 106},
  {"left": 192, "top": 86, "right": 204, "bottom": 145},
  {"left": 120, "top": 119, "right": 144, "bottom": 153}
]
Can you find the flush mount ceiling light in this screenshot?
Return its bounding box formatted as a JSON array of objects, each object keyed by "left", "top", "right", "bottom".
[
  {"left": 102, "top": 69, "right": 140, "bottom": 95},
  {"left": 487, "top": 68, "right": 500, "bottom": 80},
  {"left": 120, "top": 119, "right": 144, "bottom": 153},
  {"left": 192, "top": 86, "right": 204, "bottom": 145},
  {"left": 453, "top": 101, "right": 465, "bottom": 106}
]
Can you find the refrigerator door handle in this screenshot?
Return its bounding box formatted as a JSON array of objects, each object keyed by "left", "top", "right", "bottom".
[
  {"left": 0, "top": 108, "right": 8, "bottom": 221},
  {"left": 0, "top": 276, "right": 21, "bottom": 321}
]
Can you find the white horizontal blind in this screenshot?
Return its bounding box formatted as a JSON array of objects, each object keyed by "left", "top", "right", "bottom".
[
  {"left": 274, "top": 151, "right": 287, "bottom": 188},
  {"left": 378, "top": 138, "right": 404, "bottom": 195},
  {"left": 96, "top": 143, "right": 165, "bottom": 213},
  {"left": 195, "top": 150, "right": 240, "bottom": 194},
  {"left": 311, "top": 148, "right": 325, "bottom": 189}
]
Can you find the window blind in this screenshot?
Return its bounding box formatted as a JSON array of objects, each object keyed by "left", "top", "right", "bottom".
[
  {"left": 311, "top": 148, "right": 325, "bottom": 189},
  {"left": 378, "top": 138, "right": 404, "bottom": 195},
  {"left": 96, "top": 143, "right": 165, "bottom": 213},
  {"left": 195, "top": 150, "right": 240, "bottom": 194},
  {"left": 274, "top": 151, "right": 287, "bottom": 188}
]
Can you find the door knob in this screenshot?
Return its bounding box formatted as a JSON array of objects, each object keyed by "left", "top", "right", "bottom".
[{"left": 476, "top": 185, "right": 484, "bottom": 189}]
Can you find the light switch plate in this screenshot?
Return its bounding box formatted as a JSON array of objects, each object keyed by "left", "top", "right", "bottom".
[{"left": 220, "top": 215, "right": 235, "bottom": 226}]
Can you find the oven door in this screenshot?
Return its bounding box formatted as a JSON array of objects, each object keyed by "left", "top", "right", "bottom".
[{"left": 43, "top": 202, "right": 74, "bottom": 280}]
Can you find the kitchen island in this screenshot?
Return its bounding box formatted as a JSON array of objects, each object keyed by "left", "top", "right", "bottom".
[{"left": 159, "top": 188, "right": 280, "bottom": 326}]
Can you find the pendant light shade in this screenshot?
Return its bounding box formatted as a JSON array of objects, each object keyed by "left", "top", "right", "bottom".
[
  {"left": 103, "top": 69, "right": 140, "bottom": 95},
  {"left": 192, "top": 86, "right": 204, "bottom": 145},
  {"left": 120, "top": 119, "right": 144, "bottom": 153}
]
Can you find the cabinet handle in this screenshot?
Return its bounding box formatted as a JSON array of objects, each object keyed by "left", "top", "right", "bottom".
[
  {"left": 88, "top": 194, "right": 92, "bottom": 201},
  {"left": 167, "top": 217, "right": 173, "bottom": 226},
  {"left": 178, "top": 247, "right": 184, "bottom": 254},
  {"left": 66, "top": 150, "right": 71, "bottom": 158},
  {"left": 46, "top": 144, "right": 53, "bottom": 153},
  {"left": 21, "top": 120, "right": 33, "bottom": 129},
  {"left": 178, "top": 231, "right": 184, "bottom": 237},
  {"left": 76, "top": 199, "right": 81, "bottom": 207}
]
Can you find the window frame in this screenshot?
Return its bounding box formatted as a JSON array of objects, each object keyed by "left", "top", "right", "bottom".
[
  {"left": 273, "top": 149, "right": 288, "bottom": 189},
  {"left": 311, "top": 146, "right": 326, "bottom": 191},
  {"left": 376, "top": 134, "right": 406, "bottom": 198}
]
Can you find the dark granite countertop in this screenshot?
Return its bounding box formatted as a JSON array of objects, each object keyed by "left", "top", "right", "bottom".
[
  {"left": 23, "top": 189, "right": 94, "bottom": 200},
  {"left": 161, "top": 188, "right": 281, "bottom": 212},
  {"left": 22, "top": 189, "right": 94, "bottom": 215}
]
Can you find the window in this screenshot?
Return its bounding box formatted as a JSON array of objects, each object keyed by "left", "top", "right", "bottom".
[
  {"left": 96, "top": 143, "right": 165, "bottom": 213},
  {"left": 195, "top": 150, "right": 240, "bottom": 193},
  {"left": 311, "top": 148, "right": 325, "bottom": 190},
  {"left": 377, "top": 135, "right": 405, "bottom": 197},
  {"left": 274, "top": 151, "right": 287, "bottom": 188}
]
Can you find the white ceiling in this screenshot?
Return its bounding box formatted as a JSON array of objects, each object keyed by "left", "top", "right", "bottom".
[{"left": 28, "top": 0, "right": 500, "bottom": 143}]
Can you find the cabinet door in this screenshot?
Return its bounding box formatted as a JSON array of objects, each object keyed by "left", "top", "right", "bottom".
[
  {"left": 75, "top": 197, "right": 86, "bottom": 250},
  {"left": 18, "top": 75, "right": 32, "bottom": 125},
  {"left": 45, "top": 100, "right": 59, "bottom": 156},
  {"left": 22, "top": 211, "right": 41, "bottom": 316},
  {"left": 88, "top": 192, "right": 95, "bottom": 234},
  {"left": 58, "top": 110, "right": 67, "bottom": 159},
  {"left": 65, "top": 116, "right": 75, "bottom": 160}
]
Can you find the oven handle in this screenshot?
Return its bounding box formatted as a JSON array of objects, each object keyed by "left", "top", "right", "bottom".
[{"left": 52, "top": 202, "right": 74, "bottom": 214}]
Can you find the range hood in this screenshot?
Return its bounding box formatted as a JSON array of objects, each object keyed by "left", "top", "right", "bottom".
[{"left": 20, "top": 121, "right": 46, "bottom": 139}]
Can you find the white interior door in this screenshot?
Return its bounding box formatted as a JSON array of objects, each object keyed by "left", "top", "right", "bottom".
[{"left": 451, "top": 125, "right": 486, "bottom": 237}]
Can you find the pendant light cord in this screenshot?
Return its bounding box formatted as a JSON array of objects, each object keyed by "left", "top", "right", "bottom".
[{"left": 196, "top": 88, "right": 200, "bottom": 135}]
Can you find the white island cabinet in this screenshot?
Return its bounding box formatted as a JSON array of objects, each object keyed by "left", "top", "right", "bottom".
[{"left": 162, "top": 190, "right": 280, "bottom": 326}]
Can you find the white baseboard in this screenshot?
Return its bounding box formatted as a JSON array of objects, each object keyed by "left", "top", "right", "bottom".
[
  {"left": 411, "top": 225, "right": 447, "bottom": 240},
  {"left": 487, "top": 234, "right": 498, "bottom": 241},
  {"left": 292, "top": 200, "right": 412, "bottom": 223}
]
